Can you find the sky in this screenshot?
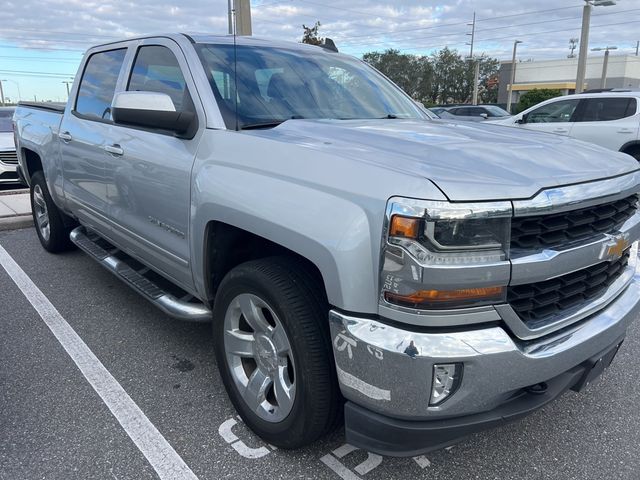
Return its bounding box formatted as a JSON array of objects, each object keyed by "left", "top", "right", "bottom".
[{"left": 1, "top": 0, "right": 640, "bottom": 102}]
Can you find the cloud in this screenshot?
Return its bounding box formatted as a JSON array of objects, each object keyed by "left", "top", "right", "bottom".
[{"left": 1, "top": 0, "right": 640, "bottom": 100}]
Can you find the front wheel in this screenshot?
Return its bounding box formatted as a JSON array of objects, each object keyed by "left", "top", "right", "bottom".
[
  {"left": 212, "top": 257, "right": 340, "bottom": 449},
  {"left": 30, "top": 171, "right": 76, "bottom": 253}
]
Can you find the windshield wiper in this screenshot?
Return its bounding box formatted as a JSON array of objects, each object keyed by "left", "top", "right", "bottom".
[
  {"left": 240, "top": 120, "right": 286, "bottom": 130},
  {"left": 240, "top": 115, "right": 305, "bottom": 130}
]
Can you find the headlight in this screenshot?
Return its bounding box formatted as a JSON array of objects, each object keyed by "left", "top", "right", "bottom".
[
  {"left": 382, "top": 198, "right": 512, "bottom": 310},
  {"left": 387, "top": 200, "right": 511, "bottom": 265}
]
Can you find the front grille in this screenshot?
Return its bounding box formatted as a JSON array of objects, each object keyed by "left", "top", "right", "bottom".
[
  {"left": 0, "top": 151, "right": 18, "bottom": 165},
  {"left": 511, "top": 194, "right": 638, "bottom": 250},
  {"left": 508, "top": 251, "right": 630, "bottom": 324}
]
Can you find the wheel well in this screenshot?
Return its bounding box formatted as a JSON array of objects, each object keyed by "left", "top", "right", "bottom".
[
  {"left": 620, "top": 142, "right": 640, "bottom": 155},
  {"left": 22, "top": 148, "right": 43, "bottom": 181},
  {"left": 204, "top": 221, "right": 328, "bottom": 305}
]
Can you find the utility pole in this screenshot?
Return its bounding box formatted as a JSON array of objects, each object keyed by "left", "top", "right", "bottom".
[
  {"left": 575, "top": 2, "right": 591, "bottom": 93},
  {"left": 506, "top": 40, "right": 523, "bottom": 113},
  {"left": 592, "top": 46, "right": 618, "bottom": 88},
  {"left": 636, "top": 40, "right": 639, "bottom": 56},
  {"left": 576, "top": 1, "right": 617, "bottom": 94},
  {"left": 0, "top": 81, "right": 5, "bottom": 106},
  {"left": 228, "top": 0, "right": 252, "bottom": 36},
  {"left": 467, "top": 12, "right": 479, "bottom": 105}
]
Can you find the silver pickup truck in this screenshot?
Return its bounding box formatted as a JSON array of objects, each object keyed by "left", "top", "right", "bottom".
[{"left": 13, "top": 34, "right": 640, "bottom": 456}]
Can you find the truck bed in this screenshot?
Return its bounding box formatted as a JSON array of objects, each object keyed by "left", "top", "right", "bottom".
[{"left": 17, "top": 102, "right": 66, "bottom": 113}]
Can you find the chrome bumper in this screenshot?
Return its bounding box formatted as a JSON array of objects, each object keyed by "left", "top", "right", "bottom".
[{"left": 329, "top": 273, "right": 640, "bottom": 420}]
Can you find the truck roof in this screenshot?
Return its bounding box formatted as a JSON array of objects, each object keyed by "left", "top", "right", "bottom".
[{"left": 94, "top": 33, "right": 329, "bottom": 54}]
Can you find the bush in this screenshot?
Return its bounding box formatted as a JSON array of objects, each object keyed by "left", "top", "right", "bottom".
[{"left": 516, "top": 89, "right": 563, "bottom": 113}]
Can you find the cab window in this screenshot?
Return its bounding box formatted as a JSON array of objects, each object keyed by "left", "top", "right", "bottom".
[
  {"left": 127, "top": 45, "right": 194, "bottom": 113},
  {"left": 75, "top": 49, "right": 127, "bottom": 121}
]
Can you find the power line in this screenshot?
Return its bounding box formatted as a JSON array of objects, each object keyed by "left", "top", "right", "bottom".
[{"left": 340, "top": 8, "right": 639, "bottom": 48}]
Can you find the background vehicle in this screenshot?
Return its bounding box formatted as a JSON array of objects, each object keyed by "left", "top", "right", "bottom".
[
  {"left": 490, "top": 92, "right": 640, "bottom": 159},
  {"left": 0, "top": 107, "right": 20, "bottom": 185},
  {"left": 12, "top": 34, "right": 640, "bottom": 457},
  {"left": 444, "top": 105, "right": 511, "bottom": 121}
]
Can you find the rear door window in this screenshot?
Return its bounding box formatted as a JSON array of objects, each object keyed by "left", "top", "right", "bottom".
[
  {"left": 75, "top": 49, "right": 127, "bottom": 121},
  {"left": 576, "top": 97, "right": 637, "bottom": 122}
]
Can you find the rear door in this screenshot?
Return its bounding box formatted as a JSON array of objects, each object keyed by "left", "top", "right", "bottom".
[
  {"left": 570, "top": 96, "right": 639, "bottom": 151},
  {"left": 103, "top": 39, "right": 204, "bottom": 290},
  {"left": 519, "top": 98, "right": 579, "bottom": 136},
  {"left": 59, "top": 47, "right": 128, "bottom": 232}
]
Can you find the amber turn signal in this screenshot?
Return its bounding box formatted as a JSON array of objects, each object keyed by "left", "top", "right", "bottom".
[
  {"left": 385, "top": 286, "right": 505, "bottom": 308},
  {"left": 389, "top": 215, "right": 420, "bottom": 239}
]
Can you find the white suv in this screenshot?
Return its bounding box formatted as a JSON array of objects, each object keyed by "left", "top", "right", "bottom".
[{"left": 490, "top": 91, "right": 640, "bottom": 160}]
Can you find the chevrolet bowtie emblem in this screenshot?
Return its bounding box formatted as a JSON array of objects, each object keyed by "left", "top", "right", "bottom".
[{"left": 605, "top": 235, "right": 630, "bottom": 260}]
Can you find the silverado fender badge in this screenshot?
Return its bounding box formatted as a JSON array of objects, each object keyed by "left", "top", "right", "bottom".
[{"left": 601, "top": 233, "right": 630, "bottom": 261}]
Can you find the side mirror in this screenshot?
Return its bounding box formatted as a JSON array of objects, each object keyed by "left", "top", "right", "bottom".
[
  {"left": 480, "top": 113, "right": 489, "bottom": 119},
  {"left": 516, "top": 113, "right": 528, "bottom": 124},
  {"left": 112, "top": 91, "right": 196, "bottom": 136}
]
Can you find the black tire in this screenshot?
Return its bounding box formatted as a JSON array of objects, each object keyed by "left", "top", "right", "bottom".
[
  {"left": 212, "top": 256, "right": 341, "bottom": 449},
  {"left": 30, "top": 171, "right": 76, "bottom": 253}
]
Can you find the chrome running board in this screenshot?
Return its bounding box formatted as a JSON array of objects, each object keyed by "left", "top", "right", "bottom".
[{"left": 70, "top": 226, "right": 211, "bottom": 322}]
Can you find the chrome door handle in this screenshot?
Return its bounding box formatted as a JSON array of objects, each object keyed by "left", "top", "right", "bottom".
[
  {"left": 553, "top": 129, "right": 568, "bottom": 133},
  {"left": 104, "top": 144, "right": 124, "bottom": 156},
  {"left": 59, "top": 131, "right": 72, "bottom": 142},
  {"left": 617, "top": 129, "right": 634, "bottom": 134}
]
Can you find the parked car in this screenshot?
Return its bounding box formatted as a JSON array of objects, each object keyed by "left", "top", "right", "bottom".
[
  {"left": 0, "top": 107, "right": 21, "bottom": 185},
  {"left": 489, "top": 92, "right": 640, "bottom": 159},
  {"left": 445, "top": 105, "right": 511, "bottom": 122},
  {"left": 13, "top": 34, "right": 640, "bottom": 456}
]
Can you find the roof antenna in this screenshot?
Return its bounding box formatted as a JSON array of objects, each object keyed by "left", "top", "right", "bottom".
[{"left": 232, "top": 4, "right": 239, "bottom": 131}]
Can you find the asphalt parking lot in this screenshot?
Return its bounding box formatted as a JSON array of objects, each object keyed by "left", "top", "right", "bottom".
[{"left": 2, "top": 226, "right": 640, "bottom": 480}]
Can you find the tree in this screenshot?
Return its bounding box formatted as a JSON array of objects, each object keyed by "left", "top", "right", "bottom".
[
  {"left": 363, "top": 47, "right": 500, "bottom": 105},
  {"left": 302, "top": 21, "right": 323, "bottom": 46},
  {"left": 516, "top": 89, "right": 563, "bottom": 113},
  {"left": 362, "top": 49, "right": 428, "bottom": 100}
]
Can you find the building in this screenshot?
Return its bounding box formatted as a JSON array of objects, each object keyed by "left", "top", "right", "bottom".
[{"left": 498, "top": 54, "right": 640, "bottom": 104}]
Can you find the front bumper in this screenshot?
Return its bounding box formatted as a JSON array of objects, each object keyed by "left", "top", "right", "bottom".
[{"left": 329, "top": 273, "right": 640, "bottom": 456}]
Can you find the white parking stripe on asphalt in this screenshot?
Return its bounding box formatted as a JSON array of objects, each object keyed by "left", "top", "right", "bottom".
[{"left": 0, "top": 245, "right": 199, "bottom": 480}]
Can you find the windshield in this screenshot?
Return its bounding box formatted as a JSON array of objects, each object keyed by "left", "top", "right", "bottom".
[
  {"left": 484, "top": 106, "right": 510, "bottom": 117},
  {"left": 0, "top": 109, "right": 13, "bottom": 132},
  {"left": 196, "top": 44, "right": 426, "bottom": 129}
]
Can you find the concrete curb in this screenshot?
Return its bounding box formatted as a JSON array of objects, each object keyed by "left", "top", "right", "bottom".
[{"left": 0, "top": 214, "right": 33, "bottom": 231}]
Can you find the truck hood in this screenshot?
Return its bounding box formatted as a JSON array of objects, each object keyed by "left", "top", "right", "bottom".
[{"left": 247, "top": 119, "right": 639, "bottom": 201}]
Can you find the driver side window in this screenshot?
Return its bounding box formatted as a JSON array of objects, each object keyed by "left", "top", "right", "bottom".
[
  {"left": 127, "top": 45, "right": 194, "bottom": 113},
  {"left": 527, "top": 99, "right": 579, "bottom": 124}
]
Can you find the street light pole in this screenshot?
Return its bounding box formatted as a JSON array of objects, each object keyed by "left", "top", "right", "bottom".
[
  {"left": 575, "top": 0, "right": 617, "bottom": 94},
  {"left": 62, "top": 81, "right": 72, "bottom": 97},
  {"left": 2, "top": 79, "right": 21, "bottom": 101},
  {"left": 592, "top": 46, "right": 618, "bottom": 88},
  {"left": 0, "top": 81, "right": 4, "bottom": 106},
  {"left": 506, "top": 40, "right": 522, "bottom": 113}
]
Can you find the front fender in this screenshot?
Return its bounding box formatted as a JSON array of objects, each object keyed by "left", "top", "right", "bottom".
[{"left": 189, "top": 130, "right": 445, "bottom": 314}]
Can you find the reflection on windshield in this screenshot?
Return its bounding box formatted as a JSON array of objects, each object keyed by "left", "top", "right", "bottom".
[{"left": 196, "top": 44, "right": 426, "bottom": 129}]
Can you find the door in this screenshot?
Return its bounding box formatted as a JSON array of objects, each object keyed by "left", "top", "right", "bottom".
[
  {"left": 104, "top": 41, "right": 203, "bottom": 290},
  {"left": 519, "top": 98, "right": 580, "bottom": 136},
  {"left": 570, "top": 97, "right": 639, "bottom": 151},
  {"left": 59, "top": 48, "right": 128, "bottom": 232}
]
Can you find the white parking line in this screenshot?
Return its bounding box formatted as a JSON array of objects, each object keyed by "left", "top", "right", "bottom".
[{"left": 0, "top": 245, "right": 199, "bottom": 480}]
